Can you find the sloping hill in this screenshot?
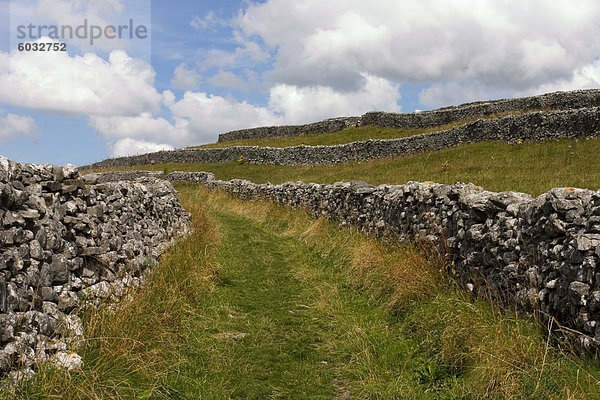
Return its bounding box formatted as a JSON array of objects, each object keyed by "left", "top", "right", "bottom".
[
  {"left": 216, "top": 88, "right": 600, "bottom": 142},
  {"left": 80, "top": 90, "right": 600, "bottom": 171}
]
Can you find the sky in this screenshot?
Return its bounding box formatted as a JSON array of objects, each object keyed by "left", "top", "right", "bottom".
[{"left": 1, "top": 0, "right": 600, "bottom": 166}]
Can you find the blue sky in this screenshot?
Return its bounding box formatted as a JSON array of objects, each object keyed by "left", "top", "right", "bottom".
[{"left": 1, "top": 0, "right": 600, "bottom": 166}]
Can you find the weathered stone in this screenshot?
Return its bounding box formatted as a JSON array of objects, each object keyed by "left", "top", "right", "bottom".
[
  {"left": 29, "top": 240, "right": 44, "bottom": 261},
  {"left": 0, "top": 314, "right": 14, "bottom": 342},
  {"left": 39, "top": 286, "right": 59, "bottom": 302},
  {"left": 80, "top": 247, "right": 102, "bottom": 256},
  {"left": 80, "top": 173, "right": 99, "bottom": 185},
  {"left": 86, "top": 205, "right": 104, "bottom": 218},
  {"left": 64, "top": 201, "right": 77, "bottom": 214},
  {"left": 62, "top": 164, "right": 77, "bottom": 179},
  {"left": 589, "top": 291, "right": 600, "bottom": 312},
  {"left": 51, "top": 165, "right": 64, "bottom": 182},
  {"left": 588, "top": 216, "right": 600, "bottom": 232},
  {"left": 351, "top": 181, "right": 376, "bottom": 194},
  {"left": 544, "top": 214, "right": 566, "bottom": 237},
  {"left": 19, "top": 209, "right": 40, "bottom": 220},
  {"left": 42, "top": 181, "right": 62, "bottom": 192},
  {"left": 49, "top": 256, "right": 69, "bottom": 285},
  {"left": 570, "top": 281, "right": 591, "bottom": 297},
  {"left": 3, "top": 212, "right": 24, "bottom": 227},
  {"left": 490, "top": 192, "right": 533, "bottom": 209},
  {"left": 57, "top": 291, "right": 79, "bottom": 311},
  {"left": 0, "top": 157, "right": 10, "bottom": 182},
  {"left": 577, "top": 234, "right": 600, "bottom": 251},
  {"left": 60, "top": 185, "right": 78, "bottom": 194},
  {"left": 0, "top": 275, "right": 6, "bottom": 313}
]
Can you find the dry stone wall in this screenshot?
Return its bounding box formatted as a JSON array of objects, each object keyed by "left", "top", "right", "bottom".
[
  {"left": 218, "top": 116, "right": 361, "bottom": 142},
  {"left": 218, "top": 89, "right": 600, "bottom": 142},
  {"left": 80, "top": 106, "right": 600, "bottom": 170},
  {"left": 359, "top": 88, "right": 600, "bottom": 130},
  {"left": 0, "top": 157, "right": 190, "bottom": 377},
  {"left": 161, "top": 171, "right": 600, "bottom": 351}
]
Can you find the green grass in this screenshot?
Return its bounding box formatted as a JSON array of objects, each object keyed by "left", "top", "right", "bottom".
[
  {"left": 169, "top": 206, "right": 413, "bottom": 398},
  {"left": 6, "top": 186, "right": 600, "bottom": 399},
  {"left": 96, "top": 138, "right": 600, "bottom": 196}
]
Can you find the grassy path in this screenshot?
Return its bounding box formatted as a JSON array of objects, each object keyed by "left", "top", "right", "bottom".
[
  {"left": 173, "top": 207, "right": 420, "bottom": 399},
  {"left": 166, "top": 187, "right": 600, "bottom": 399}
]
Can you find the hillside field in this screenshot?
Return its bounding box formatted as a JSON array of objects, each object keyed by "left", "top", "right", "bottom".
[{"left": 93, "top": 138, "right": 600, "bottom": 196}]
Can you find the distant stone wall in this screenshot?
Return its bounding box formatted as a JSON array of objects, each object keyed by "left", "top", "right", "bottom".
[
  {"left": 218, "top": 116, "right": 361, "bottom": 142},
  {"left": 218, "top": 89, "right": 600, "bottom": 142},
  {"left": 168, "top": 172, "right": 600, "bottom": 351},
  {"left": 80, "top": 106, "right": 600, "bottom": 170},
  {"left": 359, "top": 88, "right": 600, "bottom": 130},
  {"left": 0, "top": 158, "right": 190, "bottom": 377},
  {"left": 92, "top": 170, "right": 165, "bottom": 183}
]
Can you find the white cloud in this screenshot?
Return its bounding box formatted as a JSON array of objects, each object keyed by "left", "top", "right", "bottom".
[
  {"left": 0, "top": 113, "right": 38, "bottom": 143},
  {"left": 418, "top": 82, "right": 498, "bottom": 108},
  {"left": 88, "top": 90, "right": 279, "bottom": 151},
  {"left": 237, "top": 0, "right": 600, "bottom": 102},
  {"left": 0, "top": 41, "right": 162, "bottom": 116},
  {"left": 97, "top": 72, "right": 401, "bottom": 150},
  {"left": 168, "top": 91, "right": 282, "bottom": 143},
  {"left": 146, "top": 73, "right": 399, "bottom": 147},
  {"left": 98, "top": 71, "right": 401, "bottom": 149},
  {"left": 33, "top": 0, "right": 124, "bottom": 23},
  {"left": 521, "top": 59, "right": 600, "bottom": 96},
  {"left": 196, "top": 31, "right": 270, "bottom": 70},
  {"left": 88, "top": 112, "right": 186, "bottom": 143},
  {"left": 190, "top": 11, "right": 227, "bottom": 30},
  {"left": 108, "top": 137, "right": 174, "bottom": 157},
  {"left": 268, "top": 73, "right": 401, "bottom": 123},
  {"left": 171, "top": 63, "right": 200, "bottom": 89},
  {"left": 37, "top": 0, "right": 124, "bottom": 19},
  {"left": 210, "top": 71, "right": 247, "bottom": 91}
]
